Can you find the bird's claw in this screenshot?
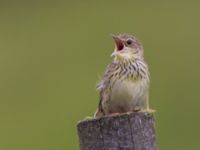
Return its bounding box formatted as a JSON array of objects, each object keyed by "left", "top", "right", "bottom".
[{"left": 84, "top": 116, "right": 94, "bottom": 120}]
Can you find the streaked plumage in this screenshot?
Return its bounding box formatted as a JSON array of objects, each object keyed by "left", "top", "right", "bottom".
[{"left": 95, "top": 33, "right": 150, "bottom": 117}]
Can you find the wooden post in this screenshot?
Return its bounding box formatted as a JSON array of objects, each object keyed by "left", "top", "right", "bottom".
[{"left": 77, "top": 112, "right": 157, "bottom": 150}]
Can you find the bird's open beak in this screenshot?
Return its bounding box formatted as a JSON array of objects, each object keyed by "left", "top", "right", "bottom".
[
  {"left": 111, "top": 34, "right": 124, "bottom": 57},
  {"left": 111, "top": 34, "right": 124, "bottom": 52}
]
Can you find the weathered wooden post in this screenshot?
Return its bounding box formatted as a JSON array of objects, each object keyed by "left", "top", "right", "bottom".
[{"left": 77, "top": 112, "right": 157, "bottom": 150}]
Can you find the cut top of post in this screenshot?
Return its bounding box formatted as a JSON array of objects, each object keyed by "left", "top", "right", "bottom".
[{"left": 77, "top": 112, "right": 157, "bottom": 150}]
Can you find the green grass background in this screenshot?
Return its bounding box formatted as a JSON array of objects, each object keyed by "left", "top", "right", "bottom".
[{"left": 0, "top": 1, "right": 200, "bottom": 150}]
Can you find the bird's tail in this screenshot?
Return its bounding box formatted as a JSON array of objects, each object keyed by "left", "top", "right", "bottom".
[{"left": 94, "top": 95, "right": 105, "bottom": 118}]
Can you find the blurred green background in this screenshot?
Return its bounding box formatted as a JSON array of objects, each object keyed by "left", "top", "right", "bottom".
[{"left": 0, "top": 0, "right": 200, "bottom": 150}]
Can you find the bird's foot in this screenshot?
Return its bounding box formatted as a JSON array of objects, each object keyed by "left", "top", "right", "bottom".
[
  {"left": 140, "top": 108, "right": 156, "bottom": 114},
  {"left": 84, "top": 116, "right": 94, "bottom": 120},
  {"left": 132, "top": 107, "right": 141, "bottom": 112},
  {"left": 107, "top": 112, "right": 120, "bottom": 117},
  {"left": 129, "top": 108, "right": 156, "bottom": 115}
]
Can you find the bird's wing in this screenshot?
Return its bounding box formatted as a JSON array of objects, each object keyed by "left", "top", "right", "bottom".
[
  {"left": 97, "top": 62, "right": 116, "bottom": 90},
  {"left": 95, "top": 62, "right": 116, "bottom": 117}
]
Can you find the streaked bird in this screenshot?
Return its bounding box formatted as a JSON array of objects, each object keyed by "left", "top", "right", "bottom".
[{"left": 95, "top": 33, "right": 150, "bottom": 117}]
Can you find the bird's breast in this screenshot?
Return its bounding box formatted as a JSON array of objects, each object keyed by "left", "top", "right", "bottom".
[{"left": 110, "top": 78, "right": 149, "bottom": 106}]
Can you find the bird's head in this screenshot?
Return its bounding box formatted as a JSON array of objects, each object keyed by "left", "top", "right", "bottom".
[{"left": 111, "top": 33, "right": 144, "bottom": 61}]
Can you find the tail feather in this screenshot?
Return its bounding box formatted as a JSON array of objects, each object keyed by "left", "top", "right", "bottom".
[{"left": 94, "top": 95, "right": 105, "bottom": 118}]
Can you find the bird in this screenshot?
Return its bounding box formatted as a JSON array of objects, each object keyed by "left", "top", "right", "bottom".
[{"left": 94, "top": 33, "right": 151, "bottom": 118}]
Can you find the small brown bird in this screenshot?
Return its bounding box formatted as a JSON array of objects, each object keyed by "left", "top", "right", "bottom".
[{"left": 95, "top": 33, "right": 150, "bottom": 117}]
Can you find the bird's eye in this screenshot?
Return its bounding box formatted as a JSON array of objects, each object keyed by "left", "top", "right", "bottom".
[{"left": 126, "top": 39, "right": 132, "bottom": 45}]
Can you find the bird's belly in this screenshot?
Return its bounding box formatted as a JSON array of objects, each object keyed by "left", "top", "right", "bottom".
[{"left": 109, "top": 79, "right": 148, "bottom": 112}]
